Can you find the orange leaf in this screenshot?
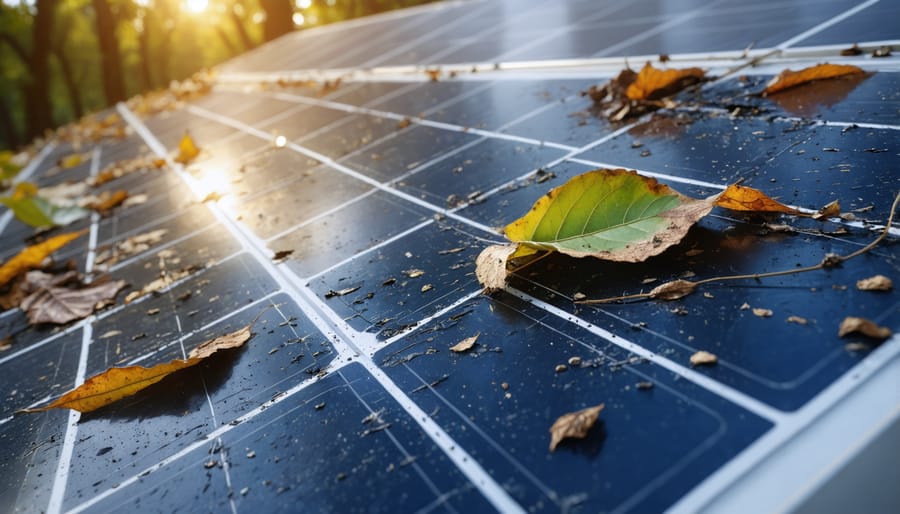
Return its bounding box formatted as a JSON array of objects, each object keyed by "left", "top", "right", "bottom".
[
  {"left": 625, "top": 62, "right": 706, "bottom": 101},
  {"left": 173, "top": 132, "right": 200, "bottom": 164},
  {"left": 763, "top": 63, "right": 865, "bottom": 96},
  {"left": 21, "top": 324, "right": 252, "bottom": 413},
  {"left": 714, "top": 184, "right": 803, "bottom": 215},
  {"left": 89, "top": 190, "right": 129, "bottom": 213},
  {"left": 0, "top": 231, "right": 84, "bottom": 288}
]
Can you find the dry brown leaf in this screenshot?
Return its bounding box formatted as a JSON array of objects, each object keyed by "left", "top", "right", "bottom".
[
  {"left": 22, "top": 324, "right": 252, "bottom": 413},
  {"left": 626, "top": 62, "right": 706, "bottom": 101},
  {"left": 549, "top": 403, "right": 604, "bottom": 451},
  {"left": 812, "top": 200, "right": 841, "bottom": 221},
  {"left": 690, "top": 350, "right": 718, "bottom": 366},
  {"left": 475, "top": 244, "right": 517, "bottom": 293},
  {"left": 88, "top": 190, "right": 129, "bottom": 214},
  {"left": 173, "top": 132, "right": 200, "bottom": 164},
  {"left": 20, "top": 279, "right": 126, "bottom": 325},
  {"left": 838, "top": 316, "right": 892, "bottom": 340},
  {"left": 450, "top": 333, "right": 479, "bottom": 353},
  {"left": 752, "top": 308, "right": 773, "bottom": 318},
  {"left": 95, "top": 229, "right": 168, "bottom": 266},
  {"left": 0, "top": 231, "right": 84, "bottom": 288},
  {"left": 648, "top": 279, "right": 697, "bottom": 300},
  {"left": 715, "top": 184, "right": 803, "bottom": 215},
  {"left": 856, "top": 275, "right": 892, "bottom": 291},
  {"left": 125, "top": 267, "right": 197, "bottom": 303},
  {"left": 763, "top": 63, "right": 865, "bottom": 96},
  {"left": 324, "top": 286, "right": 360, "bottom": 299},
  {"left": 787, "top": 315, "right": 808, "bottom": 325}
]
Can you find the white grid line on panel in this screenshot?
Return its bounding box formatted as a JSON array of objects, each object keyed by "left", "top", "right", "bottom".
[
  {"left": 46, "top": 147, "right": 103, "bottom": 514},
  {"left": 116, "top": 102, "right": 528, "bottom": 514}
]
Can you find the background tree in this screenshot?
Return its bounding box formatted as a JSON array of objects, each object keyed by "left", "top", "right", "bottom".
[{"left": 0, "top": 0, "right": 439, "bottom": 151}]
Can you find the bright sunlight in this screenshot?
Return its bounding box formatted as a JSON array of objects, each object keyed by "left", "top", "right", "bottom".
[{"left": 184, "top": 0, "right": 209, "bottom": 14}]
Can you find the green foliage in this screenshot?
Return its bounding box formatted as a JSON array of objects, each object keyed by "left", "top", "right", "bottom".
[
  {"left": 0, "top": 0, "right": 440, "bottom": 151},
  {"left": 0, "top": 194, "right": 89, "bottom": 228}
]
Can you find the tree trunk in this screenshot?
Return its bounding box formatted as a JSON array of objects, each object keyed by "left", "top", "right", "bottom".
[
  {"left": 230, "top": 8, "right": 256, "bottom": 50},
  {"left": 0, "top": 96, "right": 21, "bottom": 150},
  {"left": 260, "top": 0, "right": 294, "bottom": 42},
  {"left": 92, "top": 0, "right": 127, "bottom": 105},
  {"left": 137, "top": 20, "right": 155, "bottom": 91},
  {"left": 52, "top": 49, "right": 84, "bottom": 120},
  {"left": 24, "top": 0, "right": 55, "bottom": 140},
  {"left": 51, "top": 14, "right": 83, "bottom": 120}
]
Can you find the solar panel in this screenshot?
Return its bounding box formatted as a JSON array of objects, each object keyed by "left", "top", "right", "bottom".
[{"left": 2, "top": 0, "right": 898, "bottom": 513}]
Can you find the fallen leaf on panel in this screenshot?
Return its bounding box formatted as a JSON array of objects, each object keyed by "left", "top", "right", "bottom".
[
  {"left": 838, "top": 316, "right": 892, "bottom": 340},
  {"left": 856, "top": 275, "right": 892, "bottom": 291},
  {"left": 714, "top": 184, "right": 803, "bottom": 215},
  {"left": 20, "top": 279, "right": 126, "bottom": 325},
  {"left": 548, "top": 403, "right": 605, "bottom": 452},
  {"left": 94, "top": 229, "right": 168, "bottom": 267},
  {"left": 450, "top": 333, "right": 479, "bottom": 353},
  {"left": 0, "top": 231, "right": 84, "bottom": 288},
  {"left": 173, "top": 132, "right": 201, "bottom": 164},
  {"left": 475, "top": 168, "right": 834, "bottom": 292},
  {"left": 124, "top": 266, "right": 199, "bottom": 303},
  {"left": 762, "top": 63, "right": 865, "bottom": 96},
  {"left": 690, "top": 350, "right": 718, "bottom": 366},
  {"left": 21, "top": 324, "right": 252, "bottom": 413},
  {"left": 87, "top": 190, "right": 129, "bottom": 214},
  {"left": 625, "top": 62, "right": 706, "bottom": 101},
  {"left": 812, "top": 200, "right": 841, "bottom": 221}
]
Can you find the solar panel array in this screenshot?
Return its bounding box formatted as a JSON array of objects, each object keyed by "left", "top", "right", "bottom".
[{"left": 2, "top": 0, "right": 899, "bottom": 512}]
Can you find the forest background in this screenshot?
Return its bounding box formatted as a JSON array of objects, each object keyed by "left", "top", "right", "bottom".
[{"left": 0, "top": 0, "right": 437, "bottom": 151}]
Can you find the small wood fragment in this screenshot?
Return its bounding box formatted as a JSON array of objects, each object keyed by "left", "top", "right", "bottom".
[
  {"left": 856, "top": 275, "right": 892, "bottom": 292},
  {"left": 690, "top": 350, "right": 718, "bottom": 366}
]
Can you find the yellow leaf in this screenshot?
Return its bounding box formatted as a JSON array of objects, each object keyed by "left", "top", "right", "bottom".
[
  {"left": 22, "top": 324, "right": 252, "bottom": 413},
  {"left": 88, "top": 190, "right": 129, "bottom": 213},
  {"left": 625, "top": 62, "right": 706, "bottom": 101},
  {"left": 763, "top": 63, "right": 865, "bottom": 96},
  {"left": 0, "top": 231, "right": 84, "bottom": 288},
  {"left": 714, "top": 184, "right": 803, "bottom": 215},
  {"left": 173, "top": 132, "right": 200, "bottom": 164},
  {"left": 58, "top": 153, "right": 84, "bottom": 169},
  {"left": 12, "top": 182, "right": 38, "bottom": 200}
]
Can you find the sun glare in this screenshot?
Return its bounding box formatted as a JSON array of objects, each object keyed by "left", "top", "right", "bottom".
[{"left": 185, "top": 0, "right": 208, "bottom": 14}]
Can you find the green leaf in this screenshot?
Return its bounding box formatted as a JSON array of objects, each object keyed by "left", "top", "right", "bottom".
[
  {"left": 0, "top": 196, "right": 89, "bottom": 228},
  {"left": 503, "top": 169, "right": 716, "bottom": 262},
  {"left": 0, "top": 150, "right": 23, "bottom": 182}
]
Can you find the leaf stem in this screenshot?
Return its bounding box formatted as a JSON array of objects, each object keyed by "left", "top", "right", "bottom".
[{"left": 579, "top": 190, "right": 899, "bottom": 304}]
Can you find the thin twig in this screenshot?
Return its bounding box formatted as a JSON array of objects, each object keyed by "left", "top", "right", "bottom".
[{"left": 579, "top": 190, "right": 899, "bottom": 305}]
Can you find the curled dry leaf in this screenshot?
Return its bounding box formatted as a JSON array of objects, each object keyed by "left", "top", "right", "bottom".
[
  {"left": 752, "top": 308, "right": 773, "bottom": 318},
  {"left": 838, "top": 317, "right": 892, "bottom": 340},
  {"left": 94, "top": 229, "right": 168, "bottom": 267},
  {"left": 690, "top": 350, "right": 718, "bottom": 366},
  {"left": 21, "top": 279, "right": 126, "bottom": 325},
  {"left": 856, "top": 275, "right": 892, "bottom": 291},
  {"left": 0, "top": 231, "right": 83, "bottom": 288},
  {"left": 87, "top": 190, "right": 129, "bottom": 214},
  {"left": 475, "top": 244, "right": 517, "bottom": 293},
  {"left": 125, "top": 266, "right": 198, "bottom": 303},
  {"left": 173, "top": 132, "right": 201, "bottom": 164},
  {"left": 548, "top": 403, "right": 604, "bottom": 452},
  {"left": 787, "top": 315, "right": 808, "bottom": 325},
  {"left": 324, "top": 286, "right": 360, "bottom": 299},
  {"left": 648, "top": 279, "right": 697, "bottom": 300},
  {"left": 450, "top": 333, "right": 479, "bottom": 353},
  {"left": 625, "top": 62, "right": 706, "bottom": 101},
  {"left": 812, "top": 200, "right": 841, "bottom": 221},
  {"left": 21, "top": 324, "right": 252, "bottom": 413},
  {"left": 715, "top": 184, "right": 803, "bottom": 215},
  {"left": 763, "top": 63, "right": 865, "bottom": 96}
]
